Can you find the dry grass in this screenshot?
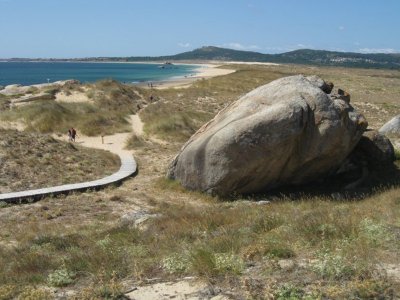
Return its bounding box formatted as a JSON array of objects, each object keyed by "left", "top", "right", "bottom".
[
  {"left": 0, "top": 79, "right": 147, "bottom": 136},
  {"left": 0, "top": 183, "right": 399, "bottom": 298},
  {"left": 0, "top": 129, "right": 119, "bottom": 193},
  {"left": 141, "top": 102, "right": 212, "bottom": 141},
  {"left": 1, "top": 64, "right": 400, "bottom": 298},
  {"left": 140, "top": 64, "right": 400, "bottom": 141}
]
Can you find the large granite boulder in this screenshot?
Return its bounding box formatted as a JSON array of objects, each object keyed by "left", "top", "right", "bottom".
[{"left": 167, "top": 75, "right": 368, "bottom": 196}]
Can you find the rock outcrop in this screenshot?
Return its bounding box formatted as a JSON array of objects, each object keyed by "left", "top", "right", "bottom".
[
  {"left": 0, "top": 80, "right": 78, "bottom": 96},
  {"left": 167, "top": 75, "right": 368, "bottom": 196}
]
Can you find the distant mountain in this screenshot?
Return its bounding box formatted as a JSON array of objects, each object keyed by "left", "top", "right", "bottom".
[
  {"left": 3, "top": 46, "right": 400, "bottom": 69},
  {"left": 120, "top": 46, "right": 400, "bottom": 69},
  {"left": 151, "top": 46, "right": 274, "bottom": 62},
  {"left": 272, "top": 49, "right": 400, "bottom": 69}
]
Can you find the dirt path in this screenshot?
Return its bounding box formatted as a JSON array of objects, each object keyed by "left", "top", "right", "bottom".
[
  {"left": 76, "top": 114, "right": 142, "bottom": 157},
  {"left": 131, "top": 114, "right": 144, "bottom": 135}
]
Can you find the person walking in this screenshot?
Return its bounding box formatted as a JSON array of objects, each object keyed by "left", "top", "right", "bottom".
[
  {"left": 68, "top": 128, "right": 73, "bottom": 141},
  {"left": 71, "top": 127, "right": 77, "bottom": 142}
]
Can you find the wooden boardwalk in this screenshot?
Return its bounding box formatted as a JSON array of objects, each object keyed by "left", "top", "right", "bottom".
[{"left": 0, "top": 153, "right": 137, "bottom": 203}]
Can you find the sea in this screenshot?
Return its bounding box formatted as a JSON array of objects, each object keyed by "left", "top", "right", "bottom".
[{"left": 0, "top": 62, "right": 199, "bottom": 86}]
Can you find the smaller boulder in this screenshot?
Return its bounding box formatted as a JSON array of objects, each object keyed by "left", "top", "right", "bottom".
[
  {"left": 379, "top": 115, "right": 400, "bottom": 135},
  {"left": 335, "top": 130, "right": 395, "bottom": 190},
  {"left": 353, "top": 130, "right": 395, "bottom": 166}
]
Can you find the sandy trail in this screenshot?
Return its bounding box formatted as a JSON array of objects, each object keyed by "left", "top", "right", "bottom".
[
  {"left": 75, "top": 115, "right": 142, "bottom": 157},
  {"left": 131, "top": 114, "right": 144, "bottom": 135},
  {"left": 77, "top": 132, "right": 131, "bottom": 157}
]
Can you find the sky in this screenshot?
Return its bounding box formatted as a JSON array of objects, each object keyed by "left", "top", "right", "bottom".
[{"left": 0, "top": 0, "right": 399, "bottom": 58}]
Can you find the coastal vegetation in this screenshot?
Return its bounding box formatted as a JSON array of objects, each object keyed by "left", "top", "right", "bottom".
[
  {"left": 0, "top": 129, "right": 119, "bottom": 193},
  {"left": 0, "top": 80, "right": 143, "bottom": 136},
  {"left": 0, "top": 63, "right": 399, "bottom": 298}
]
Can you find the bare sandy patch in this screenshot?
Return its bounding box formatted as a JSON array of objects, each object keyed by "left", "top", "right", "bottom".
[
  {"left": 131, "top": 114, "right": 144, "bottom": 135},
  {"left": 125, "top": 279, "right": 228, "bottom": 300},
  {"left": 64, "top": 114, "right": 145, "bottom": 157},
  {"left": 0, "top": 120, "right": 25, "bottom": 131},
  {"left": 76, "top": 132, "right": 131, "bottom": 156},
  {"left": 55, "top": 88, "right": 92, "bottom": 103}
]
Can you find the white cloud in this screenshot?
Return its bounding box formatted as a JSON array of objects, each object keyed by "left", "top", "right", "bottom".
[
  {"left": 359, "top": 48, "right": 399, "bottom": 54},
  {"left": 223, "top": 43, "right": 261, "bottom": 51},
  {"left": 296, "top": 43, "right": 312, "bottom": 48},
  {"left": 178, "top": 42, "right": 191, "bottom": 48},
  {"left": 289, "top": 44, "right": 314, "bottom": 50},
  {"left": 339, "top": 26, "right": 345, "bottom": 31}
]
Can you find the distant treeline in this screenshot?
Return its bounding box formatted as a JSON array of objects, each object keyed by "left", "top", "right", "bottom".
[{"left": 3, "top": 46, "right": 400, "bottom": 69}]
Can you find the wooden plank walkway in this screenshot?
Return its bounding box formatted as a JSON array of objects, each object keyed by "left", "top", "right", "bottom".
[{"left": 0, "top": 153, "right": 137, "bottom": 203}]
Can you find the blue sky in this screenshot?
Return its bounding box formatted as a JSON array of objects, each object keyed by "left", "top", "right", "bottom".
[{"left": 0, "top": 0, "right": 399, "bottom": 58}]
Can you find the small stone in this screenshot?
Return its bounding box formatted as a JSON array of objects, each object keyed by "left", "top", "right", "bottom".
[
  {"left": 256, "top": 200, "right": 270, "bottom": 205},
  {"left": 278, "top": 259, "right": 295, "bottom": 270}
]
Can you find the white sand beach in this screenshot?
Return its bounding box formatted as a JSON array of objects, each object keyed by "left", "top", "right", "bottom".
[
  {"left": 144, "top": 61, "right": 280, "bottom": 89},
  {"left": 145, "top": 63, "right": 236, "bottom": 89}
]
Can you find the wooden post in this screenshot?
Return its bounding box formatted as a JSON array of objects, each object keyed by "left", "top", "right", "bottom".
[{"left": 101, "top": 135, "right": 104, "bottom": 144}]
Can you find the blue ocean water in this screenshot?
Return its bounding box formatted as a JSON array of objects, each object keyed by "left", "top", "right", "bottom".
[{"left": 0, "top": 62, "right": 198, "bottom": 86}]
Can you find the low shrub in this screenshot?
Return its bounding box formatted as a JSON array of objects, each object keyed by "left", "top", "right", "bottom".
[
  {"left": 163, "top": 253, "right": 190, "bottom": 274},
  {"left": 125, "top": 133, "right": 148, "bottom": 149},
  {"left": 312, "top": 248, "right": 355, "bottom": 280},
  {"left": 275, "top": 284, "right": 305, "bottom": 300},
  {"left": 47, "top": 265, "right": 76, "bottom": 287}
]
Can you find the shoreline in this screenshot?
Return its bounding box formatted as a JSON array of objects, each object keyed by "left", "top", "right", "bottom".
[
  {"left": 133, "top": 63, "right": 236, "bottom": 89},
  {"left": 132, "top": 60, "right": 280, "bottom": 89},
  {"left": 0, "top": 60, "right": 278, "bottom": 90}
]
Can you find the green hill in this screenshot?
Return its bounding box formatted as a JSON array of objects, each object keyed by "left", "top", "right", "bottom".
[
  {"left": 273, "top": 49, "right": 400, "bottom": 69},
  {"left": 123, "top": 46, "right": 400, "bottom": 69},
  {"left": 5, "top": 46, "right": 400, "bottom": 69}
]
